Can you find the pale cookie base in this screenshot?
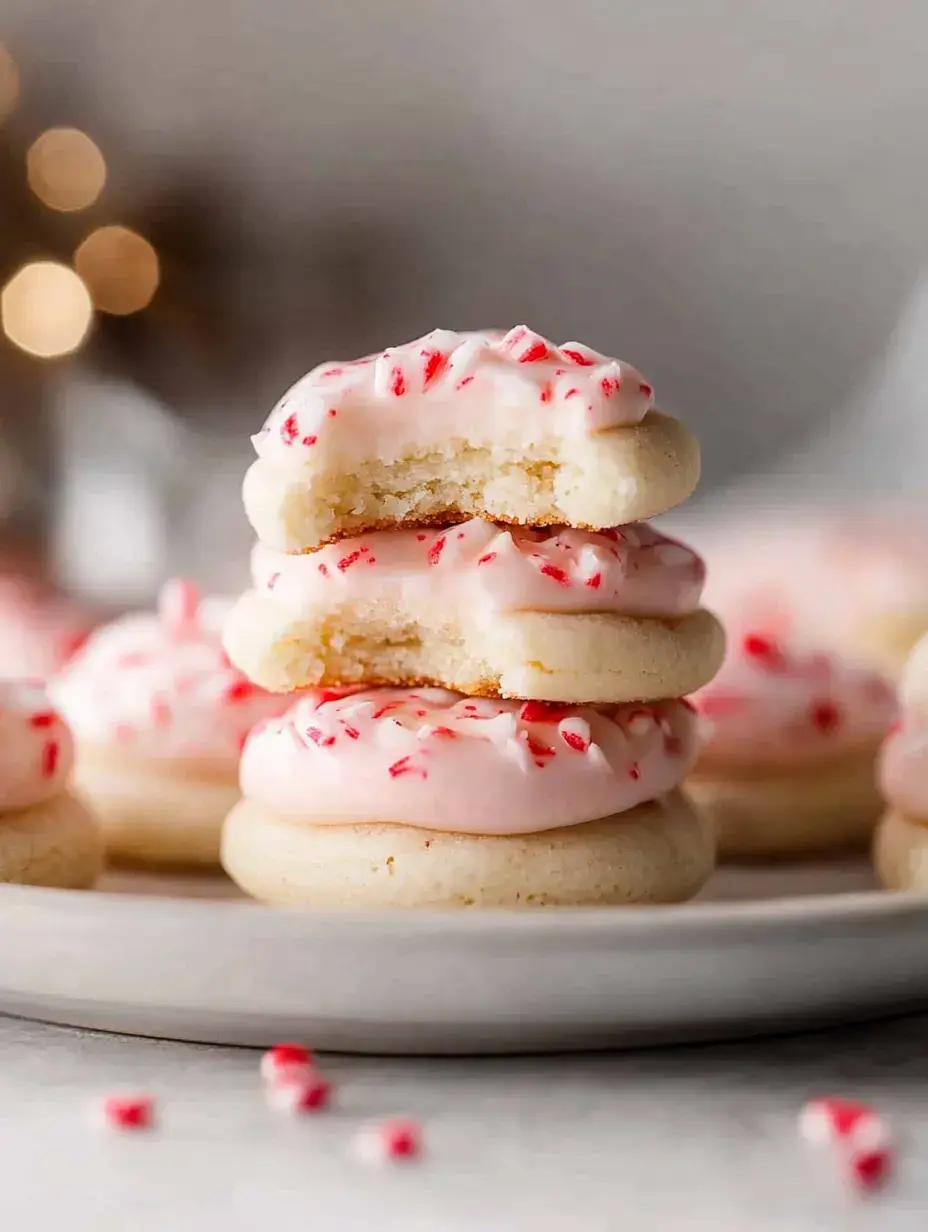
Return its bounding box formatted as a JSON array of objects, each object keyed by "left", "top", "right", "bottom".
[
  {"left": 873, "top": 809, "right": 928, "bottom": 891},
  {"left": 73, "top": 748, "right": 241, "bottom": 868},
  {"left": 685, "top": 756, "right": 883, "bottom": 860},
  {"left": 0, "top": 792, "right": 103, "bottom": 888},
  {"left": 845, "top": 609, "right": 928, "bottom": 681},
  {"left": 897, "top": 623, "right": 928, "bottom": 707},
  {"left": 245, "top": 410, "right": 700, "bottom": 551},
  {"left": 220, "top": 789, "right": 714, "bottom": 909},
  {"left": 224, "top": 596, "right": 725, "bottom": 704}
]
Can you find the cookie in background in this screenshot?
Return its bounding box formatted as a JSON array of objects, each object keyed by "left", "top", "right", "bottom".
[
  {"left": 686, "top": 632, "right": 896, "bottom": 860},
  {"left": 50, "top": 580, "right": 290, "bottom": 869},
  {"left": 696, "top": 506, "right": 928, "bottom": 678},
  {"left": 874, "top": 632, "right": 928, "bottom": 890}
]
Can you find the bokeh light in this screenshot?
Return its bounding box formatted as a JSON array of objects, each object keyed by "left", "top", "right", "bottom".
[
  {"left": 0, "top": 44, "right": 19, "bottom": 123},
  {"left": 75, "top": 225, "right": 160, "bottom": 315},
  {"left": 27, "top": 128, "right": 107, "bottom": 212},
  {"left": 1, "top": 262, "right": 93, "bottom": 358}
]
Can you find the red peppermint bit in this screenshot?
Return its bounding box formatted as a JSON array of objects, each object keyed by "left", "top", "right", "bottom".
[
  {"left": 302, "top": 434, "right": 318, "bottom": 446},
  {"left": 267, "top": 572, "right": 281, "bottom": 591},
  {"left": 371, "top": 702, "right": 400, "bottom": 720},
  {"left": 519, "top": 701, "right": 576, "bottom": 723},
  {"left": 427, "top": 536, "right": 447, "bottom": 566},
  {"left": 421, "top": 348, "right": 447, "bottom": 387},
  {"left": 343, "top": 725, "right": 360, "bottom": 740},
  {"left": 539, "top": 382, "right": 553, "bottom": 403},
  {"left": 389, "top": 366, "right": 406, "bottom": 397},
  {"left": 41, "top": 740, "right": 59, "bottom": 777},
  {"left": 356, "top": 1118, "right": 422, "bottom": 1163},
  {"left": 540, "top": 563, "right": 570, "bottom": 586},
  {"left": 151, "top": 696, "right": 172, "bottom": 727},
  {"left": 267, "top": 1074, "right": 332, "bottom": 1115},
  {"left": 337, "top": 550, "right": 364, "bottom": 572},
  {"left": 29, "top": 711, "right": 56, "bottom": 728},
  {"left": 430, "top": 726, "right": 458, "bottom": 739},
  {"left": 100, "top": 1094, "right": 155, "bottom": 1131},
  {"left": 477, "top": 552, "right": 497, "bottom": 566},
  {"left": 628, "top": 763, "right": 641, "bottom": 780},
  {"left": 416, "top": 533, "right": 427, "bottom": 542},
  {"left": 280, "top": 413, "right": 300, "bottom": 445},
  {"left": 366, "top": 556, "right": 377, "bottom": 565},
  {"left": 851, "top": 1149, "right": 892, "bottom": 1191},
  {"left": 600, "top": 375, "right": 620, "bottom": 398},
  {"left": 520, "top": 340, "right": 548, "bottom": 363},
  {"left": 225, "top": 680, "right": 258, "bottom": 703},
  {"left": 314, "top": 688, "right": 352, "bottom": 707},
  {"left": 810, "top": 701, "right": 842, "bottom": 733},
  {"left": 456, "top": 375, "right": 475, "bottom": 389},
  {"left": 585, "top": 572, "right": 602, "bottom": 590},
  {"left": 526, "top": 735, "right": 555, "bottom": 760},
  {"left": 639, "top": 380, "right": 654, "bottom": 399},
  {"left": 463, "top": 703, "right": 478, "bottom": 712},
  {"left": 318, "top": 562, "right": 330, "bottom": 577},
  {"left": 561, "top": 730, "right": 589, "bottom": 753},
  {"left": 388, "top": 756, "right": 427, "bottom": 780},
  {"left": 563, "top": 388, "right": 581, "bottom": 399},
  {"left": 260, "top": 1042, "right": 314, "bottom": 1083},
  {"left": 306, "top": 726, "right": 336, "bottom": 748},
  {"left": 800, "top": 1096, "right": 889, "bottom": 1147},
  {"left": 742, "top": 632, "right": 786, "bottom": 670},
  {"left": 327, "top": 407, "right": 337, "bottom": 418},
  {"left": 320, "top": 366, "right": 343, "bottom": 378},
  {"left": 563, "top": 348, "right": 595, "bottom": 366}
]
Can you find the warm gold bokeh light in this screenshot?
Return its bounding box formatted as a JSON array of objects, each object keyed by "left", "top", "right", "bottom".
[
  {"left": 27, "top": 128, "right": 107, "bottom": 212},
  {"left": 0, "top": 44, "right": 19, "bottom": 123},
  {"left": 1, "top": 262, "right": 93, "bottom": 358},
  {"left": 75, "top": 225, "right": 160, "bottom": 315}
]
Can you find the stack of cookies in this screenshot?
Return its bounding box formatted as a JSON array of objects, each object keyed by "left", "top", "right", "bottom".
[
  {"left": 875, "top": 632, "right": 928, "bottom": 890},
  {"left": 221, "top": 326, "right": 724, "bottom": 908}
]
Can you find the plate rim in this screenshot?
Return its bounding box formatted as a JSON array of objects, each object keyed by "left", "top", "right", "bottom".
[{"left": 1, "top": 880, "right": 925, "bottom": 939}]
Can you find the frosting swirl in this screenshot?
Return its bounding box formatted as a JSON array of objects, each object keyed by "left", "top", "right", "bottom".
[
  {"left": 690, "top": 633, "right": 896, "bottom": 769},
  {"left": 251, "top": 519, "right": 705, "bottom": 619},
  {"left": 239, "top": 687, "right": 699, "bottom": 835},
  {"left": 253, "top": 326, "right": 655, "bottom": 468},
  {"left": 0, "top": 679, "right": 74, "bottom": 810},
  {"left": 51, "top": 580, "right": 290, "bottom": 768}
]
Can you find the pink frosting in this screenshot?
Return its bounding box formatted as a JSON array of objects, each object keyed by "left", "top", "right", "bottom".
[
  {"left": 253, "top": 326, "right": 655, "bottom": 467},
  {"left": 879, "top": 715, "right": 928, "bottom": 817},
  {"left": 51, "top": 580, "right": 291, "bottom": 768},
  {"left": 0, "top": 679, "right": 75, "bottom": 811},
  {"left": 239, "top": 687, "right": 699, "bottom": 835},
  {"left": 700, "top": 509, "right": 928, "bottom": 650},
  {"left": 251, "top": 519, "right": 705, "bottom": 618},
  {"left": 690, "top": 634, "right": 896, "bottom": 768},
  {"left": 0, "top": 577, "right": 95, "bottom": 680}
]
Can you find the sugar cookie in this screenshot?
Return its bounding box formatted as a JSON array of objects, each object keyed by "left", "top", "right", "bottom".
[
  {"left": 245, "top": 327, "right": 699, "bottom": 551},
  {"left": 225, "top": 521, "right": 724, "bottom": 703},
  {"left": 51, "top": 580, "right": 290, "bottom": 867},
  {"left": 687, "top": 634, "right": 895, "bottom": 858}
]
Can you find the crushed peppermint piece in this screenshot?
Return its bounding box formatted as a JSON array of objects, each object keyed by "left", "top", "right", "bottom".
[
  {"left": 354, "top": 1118, "right": 423, "bottom": 1164},
  {"left": 266, "top": 1073, "right": 332, "bottom": 1115},
  {"left": 260, "top": 1043, "right": 314, "bottom": 1082},
  {"left": 98, "top": 1093, "right": 156, "bottom": 1131}
]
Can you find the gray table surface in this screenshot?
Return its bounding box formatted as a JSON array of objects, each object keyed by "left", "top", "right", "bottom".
[{"left": 1, "top": 1013, "right": 926, "bottom": 1230}]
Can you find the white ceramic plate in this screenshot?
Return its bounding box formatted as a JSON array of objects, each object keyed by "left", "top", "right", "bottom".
[{"left": 0, "top": 863, "right": 925, "bottom": 1054}]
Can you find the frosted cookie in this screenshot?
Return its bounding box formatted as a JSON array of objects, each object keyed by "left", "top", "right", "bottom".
[
  {"left": 51, "top": 580, "right": 290, "bottom": 868},
  {"left": 699, "top": 508, "right": 928, "bottom": 676},
  {"left": 221, "top": 687, "right": 714, "bottom": 908},
  {"left": 0, "top": 681, "right": 102, "bottom": 887},
  {"left": 244, "top": 326, "right": 700, "bottom": 551},
  {"left": 224, "top": 521, "right": 724, "bottom": 703},
  {"left": 874, "top": 637, "right": 928, "bottom": 890},
  {"left": 0, "top": 576, "right": 95, "bottom": 679},
  {"left": 686, "top": 634, "right": 896, "bottom": 858}
]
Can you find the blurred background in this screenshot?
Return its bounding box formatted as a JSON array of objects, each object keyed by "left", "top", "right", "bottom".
[{"left": 0, "top": 0, "right": 926, "bottom": 620}]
